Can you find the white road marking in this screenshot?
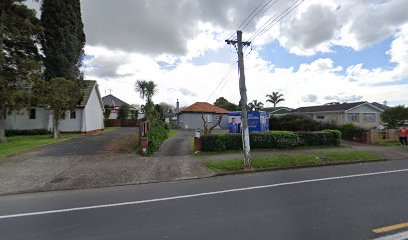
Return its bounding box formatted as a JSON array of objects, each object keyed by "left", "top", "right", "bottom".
[
  {"left": 372, "top": 230, "right": 408, "bottom": 240},
  {"left": 1, "top": 168, "right": 408, "bottom": 220}
]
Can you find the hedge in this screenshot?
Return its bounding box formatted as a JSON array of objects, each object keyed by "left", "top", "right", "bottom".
[
  {"left": 5, "top": 129, "right": 49, "bottom": 136},
  {"left": 200, "top": 130, "right": 340, "bottom": 151},
  {"left": 297, "top": 130, "right": 341, "bottom": 147},
  {"left": 146, "top": 125, "right": 169, "bottom": 155}
]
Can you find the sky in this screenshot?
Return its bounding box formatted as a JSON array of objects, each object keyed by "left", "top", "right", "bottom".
[{"left": 26, "top": 0, "right": 408, "bottom": 109}]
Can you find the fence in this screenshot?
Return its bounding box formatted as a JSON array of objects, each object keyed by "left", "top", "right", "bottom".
[
  {"left": 105, "top": 119, "right": 140, "bottom": 127},
  {"left": 360, "top": 129, "right": 399, "bottom": 144}
]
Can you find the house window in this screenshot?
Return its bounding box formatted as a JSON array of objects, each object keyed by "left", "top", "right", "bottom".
[
  {"left": 70, "top": 110, "right": 76, "bottom": 119},
  {"left": 316, "top": 115, "right": 325, "bottom": 120},
  {"left": 29, "top": 108, "right": 36, "bottom": 119},
  {"left": 347, "top": 113, "right": 359, "bottom": 122},
  {"left": 204, "top": 114, "right": 212, "bottom": 123},
  {"left": 363, "top": 113, "right": 375, "bottom": 122}
]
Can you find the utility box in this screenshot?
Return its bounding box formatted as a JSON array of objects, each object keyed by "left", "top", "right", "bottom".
[{"left": 228, "top": 111, "right": 269, "bottom": 133}]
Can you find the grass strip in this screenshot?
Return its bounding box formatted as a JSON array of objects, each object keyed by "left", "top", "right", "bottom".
[
  {"left": 206, "top": 151, "right": 382, "bottom": 173},
  {"left": 0, "top": 134, "right": 80, "bottom": 159}
]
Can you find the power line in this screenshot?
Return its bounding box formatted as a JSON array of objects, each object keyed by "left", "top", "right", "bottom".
[
  {"left": 249, "top": 0, "right": 305, "bottom": 43},
  {"left": 226, "top": 0, "right": 280, "bottom": 41},
  {"left": 206, "top": 60, "right": 238, "bottom": 101}
]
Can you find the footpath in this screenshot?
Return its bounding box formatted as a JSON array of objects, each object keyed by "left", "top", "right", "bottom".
[{"left": 0, "top": 135, "right": 406, "bottom": 196}]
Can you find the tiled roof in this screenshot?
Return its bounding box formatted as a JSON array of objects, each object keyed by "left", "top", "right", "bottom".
[
  {"left": 371, "top": 102, "right": 389, "bottom": 111},
  {"left": 292, "top": 101, "right": 367, "bottom": 113},
  {"left": 79, "top": 80, "right": 97, "bottom": 107},
  {"left": 263, "top": 107, "right": 292, "bottom": 113},
  {"left": 102, "top": 94, "right": 129, "bottom": 107},
  {"left": 181, "top": 102, "right": 229, "bottom": 114}
]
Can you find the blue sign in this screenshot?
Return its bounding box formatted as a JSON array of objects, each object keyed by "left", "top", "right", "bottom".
[{"left": 228, "top": 111, "right": 269, "bottom": 133}]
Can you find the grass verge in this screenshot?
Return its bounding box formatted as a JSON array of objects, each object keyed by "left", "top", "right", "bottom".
[
  {"left": 206, "top": 151, "right": 382, "bottom": 173},
  {"left": 0, "top": 134, "right": 80, "bottom": 159},
  {"left": 168, "top": 129, "right": 177, "bottom": 138},
  {"left": 378, "top": 140, "right": 401, "bottom": 147},
  {"left": 194, "top": 145, "right": 348, "bottom": 156}
]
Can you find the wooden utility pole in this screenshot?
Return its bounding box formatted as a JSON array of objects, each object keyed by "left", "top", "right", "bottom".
[{"left": 226, "top": 30, "right": 251, "bottom": 167}]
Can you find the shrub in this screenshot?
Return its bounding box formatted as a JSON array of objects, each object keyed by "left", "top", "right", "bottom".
[
  {"left": 146, "top": 125, "right": 169, "bottom": 155},
  {"left": 5, "top": 129, "right": 49, "bottom": 136},
  {"left": 297, "top": 130, "right": 340, "bottom": 146},
  {"left": 322, "top": 129, "right": 342, "bottom": 146},
  {"left": 270, "top": 114, "right": 338, "bottom": 131},
  {"left": 250, "top": 131, "right": 298, "bottom": 149},
  {"left": 338, "top": 123, "right": 366, "bottom": 141},
  {"left": 200, "top": 134, "right": 228, "bottom": 151}
]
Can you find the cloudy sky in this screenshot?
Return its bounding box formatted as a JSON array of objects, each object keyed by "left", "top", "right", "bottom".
[{"left": 27, "top": 0, "right": 408, "bottom": 108}]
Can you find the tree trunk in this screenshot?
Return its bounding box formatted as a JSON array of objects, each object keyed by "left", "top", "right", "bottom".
[
  {"left": 0, "top": 104, "right": 6, "bottom": 143},
  {"left": 53, "top": 113, "right": 61, "bottom": 138}
]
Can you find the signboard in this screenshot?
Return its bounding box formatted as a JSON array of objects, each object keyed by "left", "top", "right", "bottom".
[{"left": 228, "top": 111, "right": 269, "bottom": 133}]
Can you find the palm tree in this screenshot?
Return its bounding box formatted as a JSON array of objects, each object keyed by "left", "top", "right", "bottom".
[
  {"left": 266, "top": 92, "right": 285, "bottom": 108},
  {"left": 248, "top": 100, "right": 264, "bottom": 111},
  {"left": 145, "top": 81, "right": 158, "bottom": 103},
  {"left": 135, "top": 80, "right": 148, "bottom": 100}
]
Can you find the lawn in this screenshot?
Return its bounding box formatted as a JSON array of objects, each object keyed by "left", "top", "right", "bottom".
[
  {"left": 206, "top": 151, "right": 382, "bottom": 173},
  {"left": 0, "top": 134, "right": 80, "bottom": 159},
  {"left": 378, "top": 140, "right": 401, "bottom": 146}
]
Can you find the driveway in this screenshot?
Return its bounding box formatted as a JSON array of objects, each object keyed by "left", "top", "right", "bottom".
[
  {"left": 0, "top": 128, "right": 212, "bottom": 196},
  {"left": 153, "top": 130, "right": 193, "bottom": 157},
  {"left": 36, "top": 127, "right": 139, "bottom": 156}
]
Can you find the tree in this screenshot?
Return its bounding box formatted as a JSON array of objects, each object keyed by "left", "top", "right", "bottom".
[
  {"left": 36, "top": 78, "right": 82, "bottom": 138},
  {"left": 266, "top": 92, "right": 285, "bottom": 108},
  {"left": 154, "top": 104, "right": 164, "bottom": 120},
  {"left": 159, "top": 102, "right": 175, "bottom": 114},
  {"left": 134, "top": 80, "right": 159, "bottom": 125},
  {"left": 41, "top": 0, "right": 85, "bottom": 81},
  {"left": 214, "top": 97, "right": 239, "bottom": 111},
  {"left": 201, "top": 114, "right": 223, "bottom": 134},
  {"left": 0, "top": 1, "right": 42, "bottom": 143},
  {"left": 135, "top": 80, "right": 148, "bottom": 100},
  {"left": 381, "top": 106, "right": 408, "bottom": 128},
  {"left": 248, "top": 100, "right": 264, "bottom": 111},
  {"left": 103, "top": 105, "right": 111, "bottom": 120},
  {"left": 117, "top": 105, "right": 130, "bottom": 120},
  {"left": 130, "top": 109, "right": 139, "bottom": 120}
]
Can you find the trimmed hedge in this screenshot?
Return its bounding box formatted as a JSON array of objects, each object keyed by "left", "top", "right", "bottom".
[
  {"left": 200, "top": 130, "right": 341, "bottom": 151},
  {"left": 297, "top": 131, "right": 340, "bottom": 146},
  {"left": 337, "top": 123, "right": 366, "bottom": 141},
  {"left": 146, "top": 125, "right": 169, "bottom": 155},
  {"left": 5, "top": 129, "right": 49, "bottom": 136}
]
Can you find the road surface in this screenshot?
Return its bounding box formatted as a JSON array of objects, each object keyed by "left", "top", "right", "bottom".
[{"left": 1, "top": 158, "right": 408, "bottom": 239}]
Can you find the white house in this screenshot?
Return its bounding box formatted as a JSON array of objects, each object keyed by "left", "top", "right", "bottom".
[{"left": 5, "top": 80, "right": 105, "bottom": 133}]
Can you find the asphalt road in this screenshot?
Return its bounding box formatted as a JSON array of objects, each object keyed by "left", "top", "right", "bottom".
[{"left": 1, "top": 159, "right": 408, "bottom": 240}]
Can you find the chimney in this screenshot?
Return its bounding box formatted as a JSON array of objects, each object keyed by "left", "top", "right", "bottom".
[{"left": 176, "top": 99, "right": 180, "bottom": 111}]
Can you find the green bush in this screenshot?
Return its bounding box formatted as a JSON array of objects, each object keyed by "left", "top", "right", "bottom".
[
  {"left": 146, "top": 125, "right": 169, "bottom": 155},
  {"left": 338, "top": 123, "right": 366, "bottom": 140},
  {"left": 250, "top": 131, "right": 298, "bottom": 149},
  {"left": 297, "top": 131, "right": 340, "bottom": 146},
  {"left": 200, "top": 130, "right": 343, "bottom": 151},
  {"left": 322, "top": 129, "right": 342, "bottom": 146},
  {"left": 5, "top": 129, "right": 49, "bottom": 136},
  {"left": 200, "top": 134, "right": 228, "bottom": 151},
  {"left": 270, "top": 114, "right": 338, "bottom": 131}
]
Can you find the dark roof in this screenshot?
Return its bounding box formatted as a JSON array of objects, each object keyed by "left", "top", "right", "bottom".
[
  {"left": 102, "top": 94, "right": 129, "bottom": 107},
  {"left": 292, "top": 101, "right": 367, "bottom": 113},
  {"left": 79, "top": 80, "right": 98, "bottom": 107},
  {"left": 371, "top": 102, "right": 389, "bottom": 111},
  {"left": 262, "top": 107, "right": 293, "bottom": 113},
  {"left": 181, "top": 102, "right": 229, "bottom": 114}
]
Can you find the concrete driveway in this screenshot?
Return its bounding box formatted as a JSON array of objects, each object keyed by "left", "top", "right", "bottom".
[
  {"left": 0, "top": 128, "right": 212, "bottom": 196},
  {"left": 153, "top": 130, "right": 194, "bottom": 157}
]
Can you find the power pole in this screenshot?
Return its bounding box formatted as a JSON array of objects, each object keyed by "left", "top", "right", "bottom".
[{"left": 226, "top": 30, "right": 251, "bottom": 167}]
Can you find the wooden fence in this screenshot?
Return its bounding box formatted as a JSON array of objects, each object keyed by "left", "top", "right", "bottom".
[
  {"left": 105, "top": 119, "right": 140, "bottom": 127},
  {"left": 361, "top": 129, "right": 398, "bottom": 144}
]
